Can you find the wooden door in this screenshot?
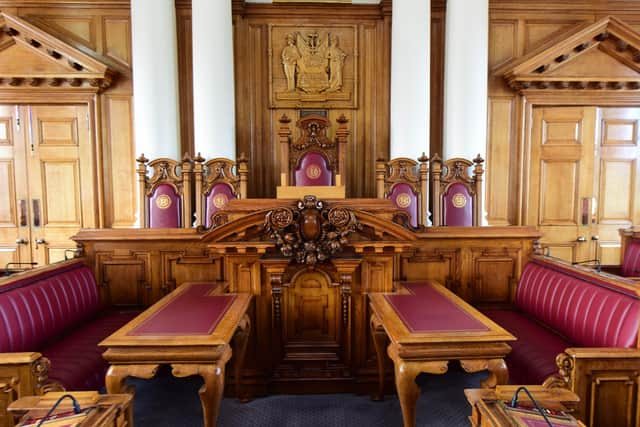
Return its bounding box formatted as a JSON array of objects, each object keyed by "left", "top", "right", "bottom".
[
  {"left": 0, "top": 105, "right": 30, "bottom": 269},
  {"left": 27, "top": 105, "right": 95, "bottom": 265},
  {"left": 529, "top": 106, "right": 596, "bottom": 262},
  {"left": 594, "top": 108, "right": 640, "bottom": 265}
]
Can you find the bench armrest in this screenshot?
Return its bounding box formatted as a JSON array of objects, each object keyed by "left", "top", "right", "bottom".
[
  {"left": 547, "top": 347, "right": 640, "bottom": 427},
  {"left": 564, "top": 347, "right": 640, "bottom": 359},
  {"left": 0, "top": 352, "right": 53, "bottom": 427},
  {"left": 0, "top": 352, "right": 42, "bottom": 364}
]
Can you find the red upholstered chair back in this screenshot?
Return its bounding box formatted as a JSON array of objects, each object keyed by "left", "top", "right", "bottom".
[
  {"left": 137, "top": 155, "right": 193, "bottom": 228},
  {"left": 431, "top": 155, "right": 484, "bottom": 226},
  {"left": 516, "top": 258, "right": 640, "bottom": 348},
  {"left": 148, "top": 183, "right": 182, "bottom": 228},
  {"left": 294, "top": 151, "right": 333, "bottom": 186},
  {"left": 376, "top": 156, "right": 429, "bottom": 228},
  {"left": 277, "top": 113, "right": 349, "bottom": 188},
  {"left": 0, "top": 260, "right": 101, "bottom": 352},
  {"left": 194, "top": 156, "right": 248, "bottom": 229},
  {"left": 622, "top": 239, "right": 640, "bottom": 277},
  {"left": 204, "top": 183, "right": 236, "bottom": 228},
  {"left": 442, "top": 182, "right": 473, "bottom": 227}
]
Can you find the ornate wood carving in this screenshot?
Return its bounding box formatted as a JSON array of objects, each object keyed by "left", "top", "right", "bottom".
[
  {"left": 0, "top": 12, "right": 115, "bottom": 91},
  {"left": 269, "top": 24, "right": 357, "bottom": 108},
  {"left": 264, "top": 196, "right": 360, "bottom": 265},
  {"left": 376, "top": 154, "right": 429, "bottom": 227},
  {"left": 431, "top": 154, "right": 485, "bottom": 227}
]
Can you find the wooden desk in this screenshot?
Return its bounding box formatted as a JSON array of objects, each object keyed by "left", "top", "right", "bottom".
[
  {"left": 8, "top": 392, "right": 132, "bottom": 427},
  {"left": 465, "top": 386, "right": 584, "bottom": 427},
  {"left": 369, "top": 282, "right": 516, "bottom": 427},
  {"left": 100, "top": 283, "right": 252, "bottom": 427}
]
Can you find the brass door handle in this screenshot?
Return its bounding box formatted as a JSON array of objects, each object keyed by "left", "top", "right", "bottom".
[
  {"left": 576, "top": 236, "right": 587, "bottom": 242},
  {"left": 591, "top": 235, "right": 599, "bottom": 241},
  {"left": 35, "top": 238, "right": 46, "bottom": 249},
  {"left": 15, "top": 238, "right": 28, "bottom": 245}
]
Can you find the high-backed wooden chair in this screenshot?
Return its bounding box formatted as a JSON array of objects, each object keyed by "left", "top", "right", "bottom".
[
  {"left": 276, "top": 113, "right": 349, "bottom": 198},
  {"left": 137, "top": 154, "right": 193, "bottom": 228},
  {"left": 376, "top": 155, "right": 429, "bottom": 228},
  {"left": 194, "top": 154, "right": 248, "bottom": 228},
  {"left": 431, "top": 154, "right": 484, "bottom": 226}
]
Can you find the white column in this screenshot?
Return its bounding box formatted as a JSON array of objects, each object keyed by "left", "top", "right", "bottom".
[
  {"left": 443, "top": 0, "right": 488, "bottom": 160},
  {"left": 131, "top": 0, "right": 181, "bottom": 160},
  {"left": 390, "top": 0, "right": 430, "bottom": 159},
  {"left": 192, "top": 0, "right": 236, "bottom": 160}
]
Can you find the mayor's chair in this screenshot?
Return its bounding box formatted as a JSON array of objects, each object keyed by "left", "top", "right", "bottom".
[
  {"left": 194, "top": 154, "right": 248, "bottom": 229},
  {"left": 276, "top": 113, "right": 349, "bottom": 198},
  {"left": 137, "top": 154, "right": 193, "bottom": 228},
  {"left": 431, "top": 154, "right": 484, "bottom": 227},
  {"left": 376, "top": 155, "right": 429, "bottom": 228}
]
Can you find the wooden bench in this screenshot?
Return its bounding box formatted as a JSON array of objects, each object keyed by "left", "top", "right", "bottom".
[
  {"left": 0, "top": 259, "right": 138, "bottom": 427},
  {"left": 482, "top": 254, "right": 640, "bottom": 427}
]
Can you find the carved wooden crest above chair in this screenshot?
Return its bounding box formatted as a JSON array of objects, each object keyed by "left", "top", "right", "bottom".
[
  {"left": 0, "top": 12, "right": 115, "bottom": 91},
  {"left": 500, "top": 16, "right": 640, "bottom": 92},
  {"left": 264, "top": 196, "right": 361, "bottom": 265},
  {"left": 269, "top": 24, "right": 357, "bottom": 108}
]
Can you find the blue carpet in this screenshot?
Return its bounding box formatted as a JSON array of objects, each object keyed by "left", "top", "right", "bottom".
[{"left": 130, "top": 366, "right": 487, "bottom": 426}]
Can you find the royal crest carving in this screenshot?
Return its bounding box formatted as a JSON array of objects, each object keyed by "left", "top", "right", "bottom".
[
  {"left": 264, "top": 196, "right": 360, "bottom": 265},
  {"left": 270, "top": 24, "right": 357, "bottom": 108},
  {"left": 282, "top": 31, "right": 346, "bottom": 94}
]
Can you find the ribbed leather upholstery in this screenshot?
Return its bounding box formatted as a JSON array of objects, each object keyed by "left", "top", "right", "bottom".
[
  {"left": 515, "top": 260, "right": 640, "bottom": 348},
  {"left": 484, "top": 258, "right": 640, "bottom": 385},
  {"left": 45, "top": 311, "right": 138, "bottom": 391},
  {"left": 0, "top": 260, "right": 138, "bottom": 390},
  {"left": 0, "top": 262, "right": 101, "bottom": 352},
  {"left": 622, "top": 240, "right": 640, "bottom": 277},
  {"left": 482, "top": 309, "right": 570, "bottom": 385}
]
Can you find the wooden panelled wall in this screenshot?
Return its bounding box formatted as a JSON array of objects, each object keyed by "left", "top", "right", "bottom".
[
  {"left": 0, "top": 0, "right": 135, "bottom": 230},
  {"left": 177, "top": 0, "right": 445, "bottom": 199},
  {"left": 487, "top": 0, "right": 640, "bottom": 226},
  {"left": 3, "top": 1, "right": 640, "bottom": 227}
]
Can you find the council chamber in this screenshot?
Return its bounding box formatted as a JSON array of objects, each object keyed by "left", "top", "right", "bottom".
[{"left": 0, "top": 1, "right": 639, "bottom": 427}]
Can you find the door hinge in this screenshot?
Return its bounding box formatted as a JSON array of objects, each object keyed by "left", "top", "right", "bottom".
[{"left": 16, "top": 117, "right": 20, "bottom": 131}]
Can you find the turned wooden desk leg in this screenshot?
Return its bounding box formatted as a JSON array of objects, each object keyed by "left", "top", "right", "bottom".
[
  {"left": 460, "top": 358, "right": 509, "bottom": 388},
  {"left": 370, "top": 313, "right": 387, "bottom": 401},
  {"left": 105, "top": 364, "right": 158, "bottom": 395},
  {"left": 233, "top": 314, "right": 251, "bottom": 401},
  {"left": 387, "top": 345, "right": 449, "bottom": 427},
  {"left": 482, "top": 359, "right": 508, "bottom": 388},
  {"left": 393, "top": 360, "right": 422, "bottom": 427},
  {"left": 173, "top": 347, "right": 231, "bottom": 427}
]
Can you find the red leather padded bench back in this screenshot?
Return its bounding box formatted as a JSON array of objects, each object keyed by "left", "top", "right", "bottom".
[
  {"left": 516, "top": 259, "right": 640, "bottom": 348},
  {"left": 0, "top": 261, "right": 101, "bottom": 352},
  {"left": 622, "top": 240, "right": 640, "bottom": 277}
]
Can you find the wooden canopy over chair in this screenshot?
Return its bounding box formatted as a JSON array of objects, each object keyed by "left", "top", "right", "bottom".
[
  {"left": 431, "top": 155, "right": 484, "bottom": 226},
  {"left": 137, "top": 155, "right": 193, "bottom": 228},
  {"left": 276, "top": 113, "right": 349, "bottom": 198},
  {"left": 376, "top": 155, "right": 429, "bottom": 228},
  {"left": 194, "top": 154, "right": 248, "bottom": 228}
]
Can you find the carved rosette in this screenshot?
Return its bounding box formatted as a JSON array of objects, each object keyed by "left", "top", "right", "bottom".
[{"left": 264, "top": 196, "right": 360, "bottom": 265}]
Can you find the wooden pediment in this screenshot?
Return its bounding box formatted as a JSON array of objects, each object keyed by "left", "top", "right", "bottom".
[
  {"left": 201, "top": 207, "right": 417, "bottom": 246},
  {"left": 502, "top": 16, "right": 640, "bottom": 91},
  {"left": 0, "top": 13, "right": 115, "bottom": 91}
]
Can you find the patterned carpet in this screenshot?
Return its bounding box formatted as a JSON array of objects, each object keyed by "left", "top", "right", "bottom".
[{"left": 130, "top": 366, "right": 487, "bottom": 427}]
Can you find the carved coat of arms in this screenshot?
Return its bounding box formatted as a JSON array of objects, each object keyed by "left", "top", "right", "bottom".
[
  {"left": 281, "top": 31, "right": 346, "bottom": 94},
  {"left": 264, "top": 196, "right": 360, "bottom": 265}
]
